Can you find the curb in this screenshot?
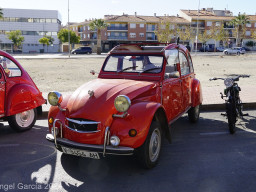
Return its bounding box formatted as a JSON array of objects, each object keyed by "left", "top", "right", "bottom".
[{"left": 38, "top": 102, "right": 256, "bottom": 119}]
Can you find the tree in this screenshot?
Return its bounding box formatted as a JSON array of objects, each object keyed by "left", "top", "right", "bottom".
[
  {"left": 198, "top": 30, "right": 210, "bottom": 52},
  {"left": 57, "top": 28, "right": 80, "bottom": 49},
  {"left": 176, "top": 25, "right": 194, "bottom": 45},
  {"left": 0, "top": 8, "right": 3, "bottom": 19},
  {"left": 39, "top": 37, "right": 50, "bottom": 52},
  {"left": 6, "top": 30, "right": 24, "bottom": 52},
  {"left": 89, "top": 19, "right": 108, "bottom": 54},
  {"left": 229, "top": 13, "right": 250, "bottom": 47},
  {"left": 209, "top": 24, "right": 228, "bottom": 51},
  {"left": 154, "top": 21, "right": 175, "bottom": 43}
]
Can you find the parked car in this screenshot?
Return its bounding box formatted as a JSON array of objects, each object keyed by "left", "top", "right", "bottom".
[
  {"left": 71, "top": 47, "right": 92, "bottom": 54},
  {"left": 223, "top": 47, "right": 246, "bottom": 55},
  {"left": 0, "top": 50, "right": 45, "bottom": 131},
  {"left": 46, "top": 43, "right": 203, "bottom": 168},
  {"left": 216, "top": 47, "right": 225, "bottom": 52}
]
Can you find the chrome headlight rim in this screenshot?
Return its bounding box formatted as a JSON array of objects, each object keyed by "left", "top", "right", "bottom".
[
  {"left": 224, "top": 78, "right": 234, "bottom": 88},
  {"left": 114, "top": 95, "right": 131, "bottom": 113},
  {"left": 48, "top": 91, "right": 63, "bottom": 106}
]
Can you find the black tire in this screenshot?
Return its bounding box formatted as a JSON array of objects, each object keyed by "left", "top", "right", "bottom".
[
  {"left": 226, "top": 103, "right": 236, "bottom": 134},
  {"left": 224, "top": 51, "right": 228, "bottom": 55},
  {"left": 188, "top": 105, "right": 200, "bottom": 123},
  {"left": 8, "top": 108, "right": 37, "bottom": 132},
  {"left": 237, "top": 52, "right": 240, "bottom": 56},
  {"left": 136, "top": 121, "right": 162, "bottom": 169}
]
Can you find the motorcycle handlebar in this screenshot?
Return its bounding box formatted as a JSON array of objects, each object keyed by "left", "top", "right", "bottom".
[{"left": 209, "top": 75, "right": 250, "bottom": 81}]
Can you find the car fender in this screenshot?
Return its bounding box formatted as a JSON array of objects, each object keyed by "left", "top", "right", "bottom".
[
  {"left": 6, "top": 84, "right": 45, "bottom": 116},
  {"left": 110, "top": 101, "right": 166, "bottom": 149},
  {"left": 191, "top": 78, "right": 203, "bottom": 107}
]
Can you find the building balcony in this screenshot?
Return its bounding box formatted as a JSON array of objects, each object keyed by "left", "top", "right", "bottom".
[
  {"left": 107, "top": 26, "right": 128, "bottom": 31},
  {"left": 191, "top": 24, "right": 205, "bottom": 28},
  {"left": 107, "top": 36, "right": 128, "bottom": 40},
  {"left": 146, "top": 37, "right": 157, "bottom": 41},
  {"left": 146, "top": 27, "right": 156, "bottom": 32}
]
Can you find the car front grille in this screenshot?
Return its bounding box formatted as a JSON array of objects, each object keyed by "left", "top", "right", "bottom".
[{"left": 66, "top": 118, "right": 100, "bottom": 133}]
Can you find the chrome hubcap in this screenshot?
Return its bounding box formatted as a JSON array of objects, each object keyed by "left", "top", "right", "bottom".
[
  {"left": 149, "top": 128, "right": 161, "bottom": 162},
  {"left": 15, "top": 109, "right": 34, "bottom": 128}
]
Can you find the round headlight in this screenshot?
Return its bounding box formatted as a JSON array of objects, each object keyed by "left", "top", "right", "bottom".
[
  {"left": 114, "top": 95, "right": 131, "bottom": 112},
  {"left": 224, "top": 78, "right": 234, "bottom": 88},
  {"left": 48, "top": 91, "right": 63, "bottom": 106},
  {"left": 110, "top": 136, "right": 120, "bottom": 147}
]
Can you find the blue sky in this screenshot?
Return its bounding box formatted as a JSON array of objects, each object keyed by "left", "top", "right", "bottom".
[{"left": 1, "top": 0, "right": 255, "bottom": 25}]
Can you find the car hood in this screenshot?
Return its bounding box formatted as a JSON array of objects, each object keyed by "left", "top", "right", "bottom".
[{"left": 66, "top": 78, "right": 158, "bottom": 121}]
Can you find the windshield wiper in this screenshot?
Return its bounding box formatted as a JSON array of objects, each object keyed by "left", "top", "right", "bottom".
[
  {"left": 142, "top": 67, "right": 161, "bottom": 73},
  {"left": 118, "top": 66, "right": 138, "bottom": 72}
]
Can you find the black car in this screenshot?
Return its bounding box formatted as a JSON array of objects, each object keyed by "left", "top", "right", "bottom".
[{"left": 71, "top": 47, "right": 92, "bottom": 54}]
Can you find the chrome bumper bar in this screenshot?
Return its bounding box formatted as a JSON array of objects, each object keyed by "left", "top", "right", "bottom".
[
  {"left": 48, "top": 119, "right": 134, "bottom": 156},
  {"left": 46, "top": 133, "right": 134, "bottom": 155}
]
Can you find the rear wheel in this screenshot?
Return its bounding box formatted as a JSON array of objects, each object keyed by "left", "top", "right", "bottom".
[
  {"left": 226, "top": 103, "right": 236, "bottom": 134},
  {"left": 8, "top": 109, "right": 37, "bottom": 132},
  {"left": 237, "top": 52, "right": 240, "bottom": 55},
  {"left": 188, "top": 105, "right": 200, "bottom": 123},
  {"left": 136, "top": 121, "right": 162, "bottom": 169},
  {"left": 224, "top": 51, "right": 228, "bottom": 55}
]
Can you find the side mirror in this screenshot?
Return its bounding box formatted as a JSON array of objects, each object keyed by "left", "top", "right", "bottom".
[{"left": 90, "top": 70, "right": 97, "bottom": 75}]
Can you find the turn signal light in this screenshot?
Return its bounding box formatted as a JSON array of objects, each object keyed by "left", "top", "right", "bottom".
[
  {"left": 49, "top": 117, "right": 54, "bottom": 124},
  {"left": 129, "top": 129, "right": 137, "bottom": 137}
]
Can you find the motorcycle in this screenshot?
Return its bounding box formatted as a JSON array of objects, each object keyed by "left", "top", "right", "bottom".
[{"left": 210, "top": 75, "right": 250, "bottom": 134}]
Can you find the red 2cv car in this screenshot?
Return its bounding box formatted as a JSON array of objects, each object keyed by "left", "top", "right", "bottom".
[
  {"left": 46, "top": 43, "right": 203, "bottom": 168},
  {"left": 0, "top": 50, "right": 45, "bottom": 131}
]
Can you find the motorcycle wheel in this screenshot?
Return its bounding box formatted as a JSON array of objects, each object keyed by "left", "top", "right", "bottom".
[{"left": 226, "top": 102, "right": 236, "bottom": 134}]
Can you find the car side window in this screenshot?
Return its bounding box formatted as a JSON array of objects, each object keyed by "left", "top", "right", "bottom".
[
  {"left": 188, "top": 55, "right": 194, "bottom": 73},
  {"left": 0, "top": 56, "right": 22, "bottom": 77},
  {"left": 179, "top": 52, "right": 190, "bottom": 76},
  {"left": 165, "top": 49, "right": 178, "bottom": 73}
]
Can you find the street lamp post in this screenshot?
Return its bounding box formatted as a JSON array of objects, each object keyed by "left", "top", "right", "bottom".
[
  {"left": 68, "top": 0, "right": 70, "bottom": 58},
  {"left": 195, "top": 0, "right": 200, "bottom": 54}
]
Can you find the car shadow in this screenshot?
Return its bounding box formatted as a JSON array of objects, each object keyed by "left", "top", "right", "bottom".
[
  {"left": 0, "top": 123, "right": 57, "bottom": 191},
  {"left": 59, "top": 111, "right": 256, "bottom": 192}
]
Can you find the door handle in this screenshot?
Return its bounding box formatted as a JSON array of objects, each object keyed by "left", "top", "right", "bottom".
[{"left": 0, "top": 81, "right": 5, "bottom": 85}]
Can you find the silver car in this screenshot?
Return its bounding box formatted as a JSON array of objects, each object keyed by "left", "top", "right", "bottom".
[{"left": 223, "top": 47, "right": 246, "bottom": 55}]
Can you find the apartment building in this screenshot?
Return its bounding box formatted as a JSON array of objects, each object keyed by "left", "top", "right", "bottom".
[
  {"left": 70, "top": 8, "right": 256, "bottom": 52},
  {"left": 71, "top": 13, "right": 189, "bottom": 52},
  {"left": 0, "top": 8, "right": 62, "bottom": 53}
]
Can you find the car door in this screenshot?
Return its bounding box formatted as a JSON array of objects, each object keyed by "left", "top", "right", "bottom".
[
  {"left": 0, "top": 66, "right": 6, "bottom": 117},
  {"left": 179, "top": 51, "right": 192, "bottom": 111},
  {"left": 162, "top": 49, "right": 183, "bottom": 122}
]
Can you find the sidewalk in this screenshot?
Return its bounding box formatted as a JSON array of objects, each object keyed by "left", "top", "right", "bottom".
[{"left": 42, "top": 86, "right": 256, "bottom": 115}]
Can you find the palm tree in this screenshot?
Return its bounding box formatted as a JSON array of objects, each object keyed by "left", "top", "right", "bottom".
[
  {"left": 229, "top": 13, "right": 250, "bottom": 47},
  {"left": 89, "top": 19, "right": 107, "bottom": 54}
]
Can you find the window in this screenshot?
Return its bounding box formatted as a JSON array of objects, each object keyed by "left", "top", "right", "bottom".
[
  {"left": 179, "top": 52, "right": 190, "bottom": 76},
  {"left": 165, "top": 49, "right": 179, "bottom": 74},
  {"left": 169, "top": 25, "right": 175, "bottom": 30},
  {"left": 88, "top": 34, "right": 90, "bottom": 38},
  {"left": 140, "top": 23, "right": 144, "bottom": 28},
  {"left": 52, "top": 19, "right": 57, "bottom": 23},
  {"left": 246, "top": 31, "right": 251, "bottom": 36},
  {"left": 255, "top": 23, "right": 256, "bottom": 28},
  {"left": 130, "top": 33, "right": 136, "bottom": 38},
  {"left": 52, "top": 32, "right": 57, "bottom": 36},
  {"left": 207, "top": 30, "right": 211, "bottom": 35},
  {"left": 139, "top": 33, "right": 144, "bottom": 37},
  {"left": 84, "top": 34, "right": 86, "bottom": 39},
  {"left": 215, "top": 22, "right": 221, "bottom": 26},
  {"left": 130, "top": 23, "right": 136, "bottom": 28},
  {"left": 0, "top": 56, "right": 21, "bottom": 77},
  {"left": 46, "top": 19, "right": 52, "bottom": 23},
  {"left": 246, "top": 23, "right": 251, "bottom": 27},
  {"left": 207, "top": 21, "right": 212, "bottom": 26},
  {"left": 40, "top": 19, "right": 46, "bottom": 23}
]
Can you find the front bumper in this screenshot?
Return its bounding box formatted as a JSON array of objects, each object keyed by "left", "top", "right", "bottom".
[{"left": 46, "top": 133, "right": 134, "bottom": 156}]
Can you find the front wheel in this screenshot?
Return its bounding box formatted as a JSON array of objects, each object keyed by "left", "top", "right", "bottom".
[
  {"left": 188, "top": 105, "right": 200, "bottom": 123},
  {"left": 224, "top": 51, "right": 228, "bottom": 55},
  {"left": 226, "top": 103, "right": 236, "bottom": 134},
  {"left": 8, "top": 108, "right": 37, "bottom": 132},
  {"left": 136, "top": 121, "right": 162, "bottom": 169}
]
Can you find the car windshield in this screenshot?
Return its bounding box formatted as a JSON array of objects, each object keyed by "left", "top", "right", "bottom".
[{"left": 103, "top": 55, "right": 163, "bottom": 73}]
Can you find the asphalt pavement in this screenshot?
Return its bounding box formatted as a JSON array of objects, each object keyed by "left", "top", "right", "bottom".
[{"left": 0, "top": 110, "right": 256, "bottom": 192}]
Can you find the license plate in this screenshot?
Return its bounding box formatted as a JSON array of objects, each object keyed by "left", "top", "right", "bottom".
[{"left": 61, "top": 146, "right": 100, "bottom": 159}]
